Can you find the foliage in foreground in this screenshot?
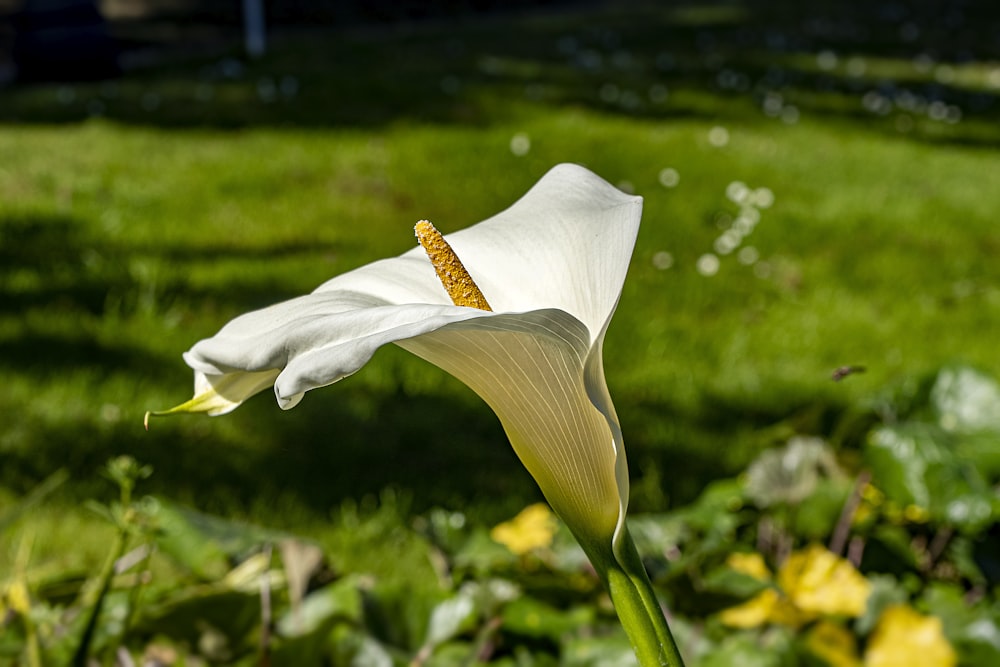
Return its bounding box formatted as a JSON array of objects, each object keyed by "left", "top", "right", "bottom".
[{"left": 2, "top": 365, "right": 998, "bottom": 666}]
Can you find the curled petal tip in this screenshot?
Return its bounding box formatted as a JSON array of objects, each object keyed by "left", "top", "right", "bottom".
[{"left": 144, "top": 411, "right": 151, "bottom": 431}]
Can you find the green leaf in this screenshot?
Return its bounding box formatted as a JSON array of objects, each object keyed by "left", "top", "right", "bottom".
[
  {"left": 423, "top": 585, "right": 480, "bottom": 648},
  {"left": 955, "top": 432, "right": 1000, "bottom": 483},
  {"left": 351, "top": 635, "right": 394, "bottom": 667},
  {"left": 501, "top": 596, "right": 595, "bottom": 640},
  {"left": 855, "top": 574, "right": 909, "bottom": 636},
  {"left": 699, "top": 631, "right": 789, "bottom": 667},
  {"left": 922, "top": 583, "right": 1000, "bottom": 666},
  {"left": 423, "top": 640, "right": 478, "bottom": 667},
  {"left": 452, "top": 528, "right": 521, "bottom": 573},
  {"left": 930, "top": 365, "right": 1000, "bottom": 435},
  {"left": 791, "top": 477, "right": 853, "bottom": 541},
  {"left": 861, "top": 525, "right": 920, "bottom": 574},
  {"left": 270, "top": 577, "right": 365, "bottom": 666},
  {"left": 627, "top": 514, "right": 686, "bottom": 560},
  {"left": 148, "top": 496, "right": 288, "bottom": 579},
  {"left": 745, "top": 437, "right": 841, "bottom": 508},
  {"left": 561, "top": 635, "right": 637, "bottom": 667},
  {"left": 277, "top": 575, "right": 364, "bottom": 638},
  {"left": 419, "top": 508, "right": 473, "bottom": 555},
  {"left": 359, "top": 583, "right": 438, "bottom": 653},
  {"left": 133, "top": 587, "right": 261, "bottom": 659},
  {"left": 865, "top": 424, "right": 996, "bottom": 532},
  {"left": 682, "top": 479, "right": 746, "bottom": 532},
  {"left": 700, "top": 566, "right": 770, "bottom": 600}
]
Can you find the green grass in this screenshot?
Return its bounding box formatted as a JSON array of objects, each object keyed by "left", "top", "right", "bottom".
[{"left": 2, "top": 1, "right": 1000, "bottom": 577}]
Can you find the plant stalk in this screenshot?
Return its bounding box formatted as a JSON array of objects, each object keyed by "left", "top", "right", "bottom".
[
  {"left": 607, "top": 529, "right": 685, "bottom": 667},
  {"left": 579, "top": 528, "right": 686, "bottom": 667}
]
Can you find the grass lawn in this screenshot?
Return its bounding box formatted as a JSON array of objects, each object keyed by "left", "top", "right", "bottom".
[{"left": 2, "top": 0, "right": 999, "bottom": 595}]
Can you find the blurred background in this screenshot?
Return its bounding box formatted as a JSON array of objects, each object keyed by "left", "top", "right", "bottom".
[{"left": 1, "top": 1, "right": 998, "bottom": 665}]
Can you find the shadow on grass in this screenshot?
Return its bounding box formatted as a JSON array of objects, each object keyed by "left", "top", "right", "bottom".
[
  {"left": 1, "top": 1, "right": 998, "bottom": 146},
  {"left": 4, "top": 376, "right": 837, "bottom": 521},
  {"left": 0, "top": 212, "right": 348, "bottom": 318},
  {"left": 0, "top": 387, "right": 536, "bottom": 518}
]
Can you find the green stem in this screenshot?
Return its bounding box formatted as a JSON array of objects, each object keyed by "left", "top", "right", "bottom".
[
  {"left": 587, "top": 528, "right": 686, "bottom": 667},
  {"left": 71, "top": 530, "right": 128, "bottom": 667}
]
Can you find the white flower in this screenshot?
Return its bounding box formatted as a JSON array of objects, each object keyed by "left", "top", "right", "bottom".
[{"left": 152, "top": 163, "right": 642, "bottom": 555}]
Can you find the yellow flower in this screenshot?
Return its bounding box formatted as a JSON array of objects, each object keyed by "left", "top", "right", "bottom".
[
  {"left": 861, "top": 483, "right": 884, "bottom": 506},
  {"left": 778, "top": 543, "right": 870, "bottom": 618},
  {"left": 864, "top": 605, "right": 956, "bottom": 667},
  {"left": 725, "top": 551, "right": 771, "bottom": 581},
  {"left": 719, "top": 545, "right": 870, "bottom": 629},
  {"left": 491, "top": 503, "right": 557, "bottom": 555},
  {"left": 6, "top": 580, "right": 30, "bottom": 614},
  {"left": 903, "top": 504, "right": 930, "bottom": 523},
  {"left": 807, "top": 620, "right": 861, "bottom": 667},
  {"left": 719, "top": 588, "right": 804, "bottom": 629}
]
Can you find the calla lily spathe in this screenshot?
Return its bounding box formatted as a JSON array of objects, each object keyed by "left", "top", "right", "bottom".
[{"left": 155, "top": 163, "right": 641, "bottom": 556}]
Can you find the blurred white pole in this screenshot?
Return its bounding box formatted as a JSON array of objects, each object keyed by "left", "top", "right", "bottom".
[{"left": 244, "top": 0, "right": 266, "bottom": 58}]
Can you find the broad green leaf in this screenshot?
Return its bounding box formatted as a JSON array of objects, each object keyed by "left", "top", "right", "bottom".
[
  {"left": 866, "top": 426, "right": 934, "bottom": 508},
  {"left": 956, "top": 432, "right": 1000, "bottom": 483},
  {"left": 562, "top": 635, "right": 637, "bottom": 667},
  {"left": 351, "top": 635, "right": 394, "bottom": 667},
  {"left": 856, "top": 574, "right": 909, "bottom": 635},
  {"left": 548, "top": 524, "right": 593, "bottom": 574},
  {"left": 865, "top": 424, "right": 995, "bottom": 533},
  {"left": 361, "top": 583, "right": 441, "bottom": 653},
  {"left": 922, "top": 583, "right": 1000, "bottom": 666},
  {"left": 423, "top": 640, "right": 482, "bottom": 667},
  {"left": 423, "top": 585, "right": 480, "bottom": 648},
  {"left": 133, "top": 587, "right": 260, "bottom": 659},
  {"left": 678, "top": 479, "right": 746, "bottom": 534},
  {"left": 627, "top": 514, "right": 686, "bottom": 560},
  {"left": 699, "top": 631, "right": 788, "bottom": 667},
  {"left": 320, "top": 625, "right": 396, "bottom": 667},
  {"left": 277, "top": 575, "right": 364, "bottom": 638},
  {"left": 791, "top": 477, "right": 853, "bottom": 541},
  {"left": 500, "top": 596, "right": 595, "bottom": 640},
  {"left": 861, "top": 525, "right": 920, "bottom": 574},
  {"left": 453, "top": 528, "right": 521, "bottom": 574},
  {"left": 700, "top": 565, "right": 770, "bottom": 600},
  {"left": 148, "top": 496, "right": 288, "bottom": 579},
  {"left": 271, "top": 577, "right": 364, "bottom": 666},
  {"left": 419, "top": 508, "right": 473, "bottom": 555},
  {"left": 943, "top": 535, "right": 990, "bottom": 587},
  {"left": 930, "top": 365, "right": 1000, "bottom": 435},
  {"left": 745, "top": 437, "right": 840, "bottom": 508}
]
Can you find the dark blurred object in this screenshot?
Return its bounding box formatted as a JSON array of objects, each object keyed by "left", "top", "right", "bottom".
[{"left": 12, "top": 0, "right": 119, "bottom": 82}]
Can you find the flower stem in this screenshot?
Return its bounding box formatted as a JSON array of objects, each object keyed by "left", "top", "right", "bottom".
[{"left": 605, "top": 529, "right": 686, "bottom": 667}]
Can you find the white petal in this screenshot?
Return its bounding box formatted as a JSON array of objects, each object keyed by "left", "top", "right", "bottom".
[
  {"left": 314, "top": 163, "right": 642, "bottom": 337},
  {"left": 400, "top": 310, "right": 625, "bottom": 546},
  {"left": 180, "top": 163, "right": 641, "bottom": 412},
  {"left": 581, "top": 323, "right": 630, "bottom": 553},
  {"left": 183, "top": 294, "right": 488, "bottom": 409}
]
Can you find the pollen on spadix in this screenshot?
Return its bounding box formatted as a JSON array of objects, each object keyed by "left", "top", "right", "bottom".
[{"left": 414, "top": 220, "right": 492, "bottom": 311}]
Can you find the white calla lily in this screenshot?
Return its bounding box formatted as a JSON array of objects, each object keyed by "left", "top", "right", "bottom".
[
  {"left": 154, "top": 163, "right": 638, "bottom": 555},
  {"left": 152, "top": 163, "right": 686, "bottom": 666}
]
